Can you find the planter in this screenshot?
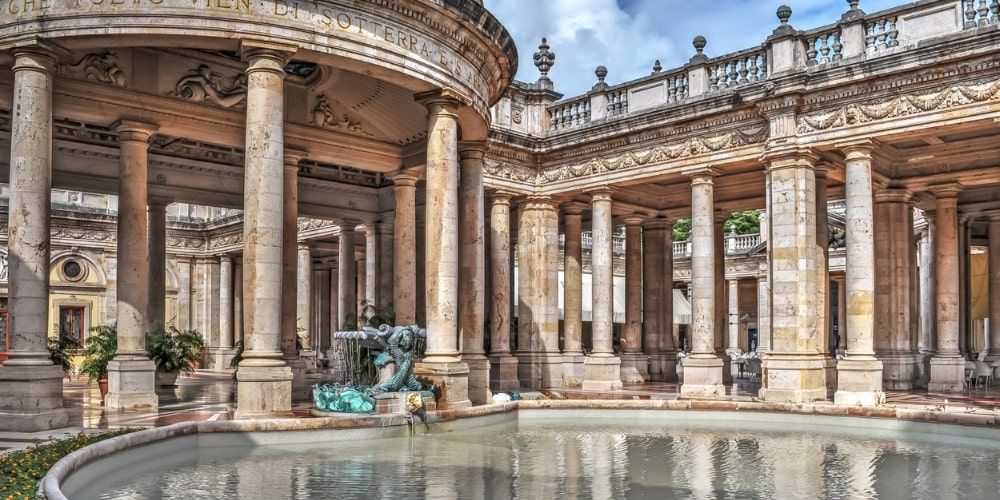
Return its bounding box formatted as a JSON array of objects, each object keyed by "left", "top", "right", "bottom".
[
  {"left": 156, "top": 371, "right": 179, "bottom": 387},
  {"left": 97, "top": 378, "right": 109, "bottom": 406},
  {"left": 189, "top": 358, "right": 202, "bottom": 370}
]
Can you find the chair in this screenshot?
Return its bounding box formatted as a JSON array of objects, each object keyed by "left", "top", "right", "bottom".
[
  {"left": 974, "top": 361, "right": 993, "bottom": 388},
  {"left": 965, "top": 361, "right": 977, "bottom": 388}
]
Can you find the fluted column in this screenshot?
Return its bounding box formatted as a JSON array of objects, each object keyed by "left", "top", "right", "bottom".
[
  {"left": 234, "top": 45, "right": 295, "bottom": 419},
  {"left": 177, "top": 257, "right": 193, "bottom": 330},
  {"left": 836, "top": 276, "right": 847, "bottom": 355},
  {"left": 928, "top": 184, "right": 966, "bottom": 392},
  {"left": 988, "top": 214, "right": 1000, "bottom": 361},
  {"left": 0, "top": 46, "right": 69, "bottom": 431},
  {"left": 297, "top": 244, "right": 313, "bottom": 350},
  {"left": 392, "top": 172, "right": 419, "bottom": 324},
  {"left": 642, "top": 218, "right": 677, "bottom": 381},
  {"left": 376, "top": 223, "right": 394, "bottom": 310},
  {"left": 757, "top": 266, "right": 771, "bottom": 353},
  {"left": 413, "top": 91, "right": 470, "bottom": 409},
  {"left": 106, "top": 120, "right": 160, "bottom": 411},
  {"left": 458, "top": 143, "right": 489, "bottom": 404},
  {"left": 338, "top": 228, "right": 357, "bottom": 329},
  {"left": 561, "top": 204, "right": 585, "bottom": 386},
  {"left": 835, "top": 144, "right": 884, "bottom": 405},
  {"left": 363, "top": 223, "right": 378, "bottom": 305},
  {"left": 233, "top": 260, "right": 243, "bottom": 345},
  {"left": 582, "top": 189, "right": 623, "bottom": 391},
  {"left": 620, "top": 216, "right": 647, "bottom": 384},
  {"left": 215, "top": 254, "right": 236, "bottom": 369},
  {"left": 874, "top": 189, "right": 917, "bottom": 390},
  {"left": 816, "top": 166, "right": 836, "bottom": 396},
  {"left": 489, "top": 192, "right": 519, "bottom": 390},
  {"left": 147, "top": 199, "right": 169, "bottom": 333},
  {"left": 727, "top": 279, "right": 740, "bottom": 354},
  {"left": 680, "top": 171, "right": 724, "bottom": 397},
  {"left": 280, "top": 152, "right": 308, "bottom": 401},
  {"left": 760, "top": 151, "right": 827, "bottom": 403}
]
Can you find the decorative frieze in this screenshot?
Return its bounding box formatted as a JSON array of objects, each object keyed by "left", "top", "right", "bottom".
[
  {"left": 309, "top": 95, "right": 373, "bottom": 138},
  {"left": 170, "top": 65, "right": 248, "bottom": 109},
  {"left": 58, "top": 51, "right": 127, "bottom": 88},
  {"left": 797, "top": 77, "right": 1000, "bottom": 133}
]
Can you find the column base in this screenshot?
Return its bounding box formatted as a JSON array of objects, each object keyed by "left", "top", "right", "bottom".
[
  {"left": 652, "top": 352, "right": 678, "bottom": 382},
  {"left": 823, "top": 355, "right": 838, "bottom": 399},
  {"left": 211, "top": 348, "right": 238, "bottom": 371},
  {"left": 913, "top": 352, "right": 932, "bottom": 389},
  {"left": 517, "top": 352, "right": 565, "bottom": 389},
  {"left": 461, "top": 354, "right": 491, "bottom": 405},
  {"left": 415, "top": 360, "right": 472, "bottom": 410},
  {"left": 285, "top": 357, "right": 309, "bottom": 402},
  {"left": 299, "top": 350, "right": 319, "bottom": 373},
  {"left": 234, "top": 363, "right": 294, "bottom": 419},
  {"left": 561, "top": 353, "right": 585, "bottom": 387},
  {"left": 834, "top": 357, "right": 885, "bottom": 406},
  {"left": 759, "top": 355, "right": 828, "bottom": 403},
  {"left": 488, "top": 354, "right": 520, "bottom": 392},
  {"left": 928, "top": 356, "right": 967, "bottom": 393},
  {"left": 880, "top": 353, "right": 918, "bottom": 390},
  {"left": 619, "top": 353, "right": 649, "bottom": 384},
  {"left": 0, "top": 364, "right": 69, "bottom": 432},
  {"left": 106, "top": 358, "right": 158, "bottom": 410},
  {"left": 679, "top": 355, "right": 725, "bottom": 397},
  {"left": 581, "top": 355, "right": 623, "bottom": 392}
]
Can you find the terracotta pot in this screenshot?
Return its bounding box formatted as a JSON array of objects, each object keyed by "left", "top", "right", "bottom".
[
  {"left": 189, "top": 359, "right": 202, "bottom": 370},
  {"left": 98, "top": 378, "right": 109, "bottom": 406},
  {"left": 156, "top": 371, "right": 179, "bottom": 387}
]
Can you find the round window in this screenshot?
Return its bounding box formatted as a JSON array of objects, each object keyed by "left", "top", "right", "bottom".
[{"left": 62, "top": 260, "right": 84, "bottom": 281}]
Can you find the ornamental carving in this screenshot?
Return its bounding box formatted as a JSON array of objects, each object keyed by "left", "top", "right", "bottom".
[
  {"left": 797, "top": 77, "right": 1000, "bottom": 133},
  {"left": 52, "top": 228, "right": 115, "bottom": 243},
  {"left": 168, "top": 237, "right": 206, "bottom": 249},
  {"left": 539, "top": 125, "right": 769, "bottom": 183},
  {"left": 484, "top": 158, "right": 537, "bottom": 184},
  {"left": 59, "top": 51, "right": 127, "bottom": 88},
  {"left": 309, "top": 95, "right": 374, "bottom": 138},
  {"left": 299, "top": 218, "right": 338, "bottom": 232},
  {"left": 170, "top": 65, "right": 247, "bottom": 109},
  {"left": 209, "top": 233, "right": 242, "bottom": 250}
]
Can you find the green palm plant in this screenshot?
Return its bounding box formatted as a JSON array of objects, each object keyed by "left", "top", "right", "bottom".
[
  {"left": 79, "top": 325, "right": 118, "bottom": 382},
  {"left": 47, "top": 326, "right": 81, "bottom": 376},
  {"left": 146, "top": 327, "right": 205, "bottom": 375}
]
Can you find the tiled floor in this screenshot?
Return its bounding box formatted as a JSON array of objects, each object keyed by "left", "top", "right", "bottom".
[{"left": 2, "top": 370, "right": 998, "bottom": 454}]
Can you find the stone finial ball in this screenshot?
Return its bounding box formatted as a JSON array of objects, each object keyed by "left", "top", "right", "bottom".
[
  {"left": 777, "top": 5, "right": 793, "bottom": 24},
  {"left": 692, "top": 35, "right": 707, "bottom": 53},
  {"left": 595, "top": 65, "right": 608, "bottom": 80},
  {"left": 847, "top": 0, "right": 860, "bottom": 9}
]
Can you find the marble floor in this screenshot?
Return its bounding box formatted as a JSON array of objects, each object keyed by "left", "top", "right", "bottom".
[{"left": 2, "top": 370, "right": 998, "bottom": 453}]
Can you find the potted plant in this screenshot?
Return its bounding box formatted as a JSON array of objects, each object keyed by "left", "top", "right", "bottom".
[
  {"left": 47, "top": 327, "right": 81, "bottom": 379},
  {"left": 147, "top": 327, "right": 204, "bottom": 387},
  {"left": 79, "top": 325, "right": 118, "bottom": 405}
]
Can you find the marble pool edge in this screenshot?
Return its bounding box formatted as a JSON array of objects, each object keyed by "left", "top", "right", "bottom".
[{"left": 39, "top": 399, "right": 1000, "bottom": 499}]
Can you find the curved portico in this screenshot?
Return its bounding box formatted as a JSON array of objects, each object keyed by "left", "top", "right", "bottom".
[{"left": 0, "top": 0, "right": 515, "bottom": 429}]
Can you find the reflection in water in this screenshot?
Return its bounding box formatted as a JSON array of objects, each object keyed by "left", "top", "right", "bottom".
[{"left": 76, "top": 419, "right": 1000, "bottom": 499}]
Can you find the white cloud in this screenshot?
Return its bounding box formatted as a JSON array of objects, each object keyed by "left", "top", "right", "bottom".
[{"left": 485, "top": 0, "right": 904, "bottom": 97}]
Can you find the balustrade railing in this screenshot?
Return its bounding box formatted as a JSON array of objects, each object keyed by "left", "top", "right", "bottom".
[
  {"left": 864, "top": 15, "right": 900, "bottom": 55},
  {"left": 708, "top": 49, "right": 767, "bottom": 91},
  {"left": 549, "top": 98, "right": 591, "bottom": 131},
  {"left": 806, "top": 27, "right": 843, "bottom": 66},
  {"left": 607, "top": 89, "right": 628, "bottom": 117},
  {"left": 665, "top": 72, "right": 689, "bottom": 103},
  {"left": 964, "top": 0, "right": 1000, "bottom": 28}
]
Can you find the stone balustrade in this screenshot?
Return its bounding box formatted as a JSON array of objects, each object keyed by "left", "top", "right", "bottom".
[{"left": 523, "top": 0, "right": 985, "bottom": 136}]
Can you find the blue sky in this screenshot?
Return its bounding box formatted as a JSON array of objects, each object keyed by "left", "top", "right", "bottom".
[{"left": 484, "top": 0, "right": 904, "bottom": 97}]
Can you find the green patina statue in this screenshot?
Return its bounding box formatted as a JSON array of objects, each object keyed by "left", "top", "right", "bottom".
[{"left": 314, "top": 324, "right": 428, "bottom": 414}]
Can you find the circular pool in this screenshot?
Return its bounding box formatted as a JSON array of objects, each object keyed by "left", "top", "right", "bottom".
[{"left": 51, "top": 409, "right": 1000, "bottom": 499}]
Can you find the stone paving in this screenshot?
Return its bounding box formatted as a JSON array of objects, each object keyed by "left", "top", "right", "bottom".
[{"left": 3, "top": 369, "right": 998, "bottom": 454}]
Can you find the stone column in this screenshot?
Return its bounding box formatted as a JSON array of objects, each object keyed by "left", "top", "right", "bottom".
[
  {"left": 106, "top": 120, "right": 160, "bottom": 410},
  {"left": 621, "top": 216, "right": 647, "bottom": 384},
  {"left": 760, "top": 152, "right": 827, "bottom": 403},
  {"left": 987, "top": 213, "right": 1000, "bottom": 362},
  {"left": 216, "top": 254, "right": 235, "bottom": 369},
  {"left": 643, "top": 218, "right": 676, "bottom": 381},
  {"left": 356, "top": 250, "right": 366, "bottom": 320},
  {"left": 147, "top": 199, "right": 169, "bottom": 333},
  {"left": 516, "top": 197, "right": 563, "bottom": 388},
  {"left": 757, "top": 266, "right": 771, "bottom": 353},
  {"left": 0, "top": 46, "right": 69, "bottom": 431},
  {"left": 376, "top": 223, "right": 394, "bottom": 311},
  {"left": 280, "top": 152, "right": 307, "bottom": 401},
  {"left": 413, "top": 91, "right": 470, "bottom": 409},
  {"left": 928, "top": 184, "right": 967, "bottom": 392},
  {"left": 834, "top": 144, "right": 884, "bottom": 406},
  {"left": 583, "top": 189, "right": 623, "bottom": 391},
  {"left": 727, "top": 279, "right": 740, "bottom": 355},
  {"left": 233, "top": 260, "right": 243, "bottom": 345},
  {"left": 489, "top": 192, "right": 519, "bottom": 391},
  {"left": 816, "top": 166, "right": 836, "bottom": 395},
  {"left": 874, "top": 189, "right": 917, "bottom": 390},
  {"left": 297, "top": 244, "right": 313, "bottom": 351},
  {"left": 458, "top": 143, "right": 489, "bottom": 404},
  {"left": 363, "top": 224, "right": 378, "bottom": 305},
  {"left": 714, "top": 213, "right": 728, "bottom": 370},
  {"left": 177, "top": 257, "right": 193, "bottom": 330},
  {"left": 681, "top": 171, "right": 724, "bottom": 397},
  {"left": 392, "top": 172, "right": 420, "bottom": 324},
  {"left": 561, "top": 204, "right": 585, "bottom": 386},
  {"left": 338, "top": 228, "right": 357, "bottom": 329},
  {"left": 836, "top": 277, "right": 847, "bottom": 355},
  {"left": 234, "top": 45, "right": 295, "bottom": 419}
]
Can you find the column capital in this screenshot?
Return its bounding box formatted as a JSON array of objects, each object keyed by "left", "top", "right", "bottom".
[
  {"left": 761, "top": 148, "right": 820, "bottom": 168},
  {"left": 561, "top": 201, "right": 588, "bottom": 215},
  {"left": 714, "top": 210, "right": 730, "bottom": 223},
  {"left": 458, "top": 141, "right": 488, "bottom": 159},
  {"left": 240, "top": 40, "right": 297, "bottom": 73},
  {"left": 390, "top": 168, "right": 422, "bottom": 187},
  {"left": 685, "top": 167, "right": 722, "bottom": 181},
  {"left": 587, "top": 186, "right": 614, "bottom": 202},
  {"left": 983, "top": 210, "right": 1000, "bottom": 222},
  {"left": 642, "top": 217, "right": 674, "bottom": 231},
  {"left": 928, "top": 182, "right": 964, "bottom": 199},
  {"left": 838, "top": 140, "right": 877, "bottom": 159},
  {"left": 10, "top": 44, "right": 66, "bottom": 75},
  {"left": 112, "top": 119, "right": 159, "bottom": 143},
  {"left": 284, "top": 148, "right": 308, "bottom": 168},
  {"left": 147, "top": 196, "right": 172, "bottom": 210},
  {"left": 489, "top": 190, "right": 515, "bottom": 205},
  {"left": 297, "top": 241, "right": 313, "bottom": 252},
  {"left": 874, "top": 187, "right": 913, "bottom": 204},
  {"left": 623, "top": 215, "right": 646, "bottom": 227},
  {"left": 218, "top": 253, "right": 234, "bottom": 263},
  {"left": 415, "top": 88, "right": 463, "bottom": 117}
]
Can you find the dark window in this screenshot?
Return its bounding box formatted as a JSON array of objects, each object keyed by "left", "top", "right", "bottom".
[
  {"left": 63, "top": 260, "right": 83, "bottom": 281},
  {"left": 60, "top": 306, "right": 86, "bottom": 344}
]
